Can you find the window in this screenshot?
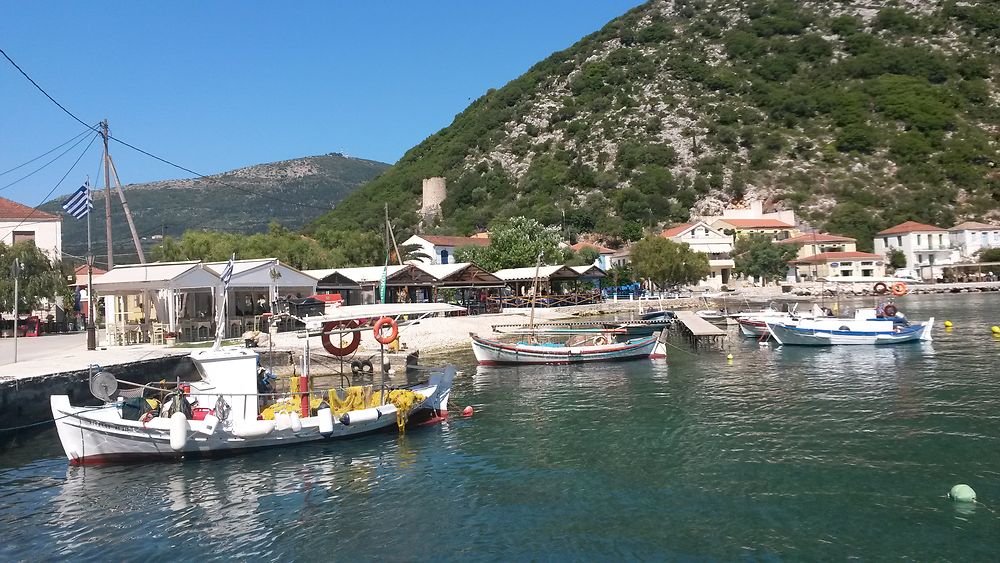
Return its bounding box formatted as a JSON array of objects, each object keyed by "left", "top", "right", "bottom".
[
  {"left": 861, "top": 269, "right": 874, "bottom": 277},
  {"left": 897, "top": 236, "right": 902, "bottom": 246},
  {"left": 840, "top": 269, "right": 852, "bottom": 277},
  {"left": 440, "top": 249, "right": 449, "bottom": 264},
  {"left": 938, "top": 234, "right": 944, "bottom": 247},
  {"left": 917, "top": 234, "right": 922, "bottom": 246},
  {"left": 918, "top": 254, "right": 924, "bottom": 264},
  {"left": 861, "top": 261, "right": 873, "bottom": 266},
  {"left": 12, "top": 231, "right": 34, "bottom": 244}
]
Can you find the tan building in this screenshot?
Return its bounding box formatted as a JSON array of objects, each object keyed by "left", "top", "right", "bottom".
[
  {"left": 776, "top": 232, "right": 857, "bottom": 260},
  {"left": 711, "top": 218, "right": 797, "bottom": 241},
  {"left": 791, "top": 251, "right": 886, "bottom": 282}
]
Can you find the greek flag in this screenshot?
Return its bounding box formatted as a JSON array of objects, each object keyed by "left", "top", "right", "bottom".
[
  {"left": 62, "top": 182, "right": 92, "bottom": 219},
  {"left": 221, "top": 254, "right": 235, "bottom": 287}
]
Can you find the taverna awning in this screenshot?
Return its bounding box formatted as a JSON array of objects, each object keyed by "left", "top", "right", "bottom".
[
  {"left": 570, "top": 265, "right": 607, "bottom": 279},
  {"left": 305, "top": 265, "right": 411, "bottom": 290},
  {"left": 203, "top": 259, "right": 317, "bottom": 291},
  {"left": 494, "top": 265, "right": 580, "bottom": 282},
  {"left": 414, "top": 262, "right": 505, "bottom": 287},
  {"left": 92, "top": 261, "right": 219, "bottom": 294}
]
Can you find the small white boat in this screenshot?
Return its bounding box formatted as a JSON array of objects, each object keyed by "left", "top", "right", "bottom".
[
  {"left": 50, "top": 347, "right": 455, "bottom": 465},
  {"left": 471, "top": 333, "right": 665, "bottom": 365},
  {"left": 735, "top": 305, "right": 826, "bottom": 338},
  {"left": 766, "top": 308, "right": 933, "bottom": 346}
]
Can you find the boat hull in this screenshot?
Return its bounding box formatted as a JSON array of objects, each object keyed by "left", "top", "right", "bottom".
[
  {"left": 767, "top": 319, "right": 932, "bottom": 346},
  {"left": 471, "top": 335, "right": 658, "bottom": 365},
  {"left": 50, "top": 369, "right": 454, "bottom": 465},
  {"left": 737, "top": 318, "right": 768, "bottom": 338}
]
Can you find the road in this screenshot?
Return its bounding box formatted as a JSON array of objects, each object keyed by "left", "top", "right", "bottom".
[{"left": 0, "top": 332, "right": 89, "bottom": 366}]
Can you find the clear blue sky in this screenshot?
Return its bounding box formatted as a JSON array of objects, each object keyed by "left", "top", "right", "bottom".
[{"left": 1, "top": 1, "right": 643, "bottom": 207}]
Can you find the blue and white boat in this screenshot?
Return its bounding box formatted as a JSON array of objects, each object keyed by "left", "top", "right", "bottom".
[
  {"left": 471, "top": 333, "right": 665, "bottom": 364},
  {"left": 765, "top": 308, "right": 933, "bottom": 346}
]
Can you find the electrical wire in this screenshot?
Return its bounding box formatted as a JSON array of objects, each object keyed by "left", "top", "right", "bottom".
[
  {"left": 0, "top": 132, "right": 100, "bottom": 239},
  {"left": 0, "top": 128, "right": 97, "bottom": 192},
  {"left": 0, "top": 129, "right": 92, "bottom": 176},
  {"left": 1, "top": 46, "right": 336, "bottom": 212}
]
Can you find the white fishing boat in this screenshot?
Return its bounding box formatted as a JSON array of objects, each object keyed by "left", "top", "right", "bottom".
[
  {"left": 471, "top": 333, "right": 665, "bottom": 365},
  {"left": 766, "top": 307, "right": 933, "bottom": 346},
  {"left": 49, "top": 295, "right": 465, "bottom": 464},
  {"left": 735, "top": 305, "right": 827, "bottom": 338}
]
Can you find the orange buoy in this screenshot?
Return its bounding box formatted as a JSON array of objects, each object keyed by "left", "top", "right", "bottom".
[
  {"left": 891, "top": 282, "right": 908, "bottom": 296},
  {"left": 373, "top": 316, "right": 399, "bottom": 345},
  {"left": 462, "top": 406, "right": 474, "bottom": 417}
]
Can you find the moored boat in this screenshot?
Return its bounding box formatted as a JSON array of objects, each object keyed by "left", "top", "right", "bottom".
[
  {"left": 766, "top": 307, "right": 933, "bottom": 346},
  {"left": 470, "top": 333, "right": 664, "bottom": 365}
]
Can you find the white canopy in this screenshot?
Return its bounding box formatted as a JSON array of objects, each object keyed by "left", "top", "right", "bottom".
[
  {"left": 494, "top": 265, "right": 580, "bottom": 282},
  {"left": 203, "top": 259, "right": 317, "bottom": 290},
  {"left": 92, "top": 261, "right": 219, "bottom": 293}
]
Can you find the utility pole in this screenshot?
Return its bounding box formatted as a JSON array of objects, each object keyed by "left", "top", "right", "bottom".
[
  {"left": 108, "top": 154, "right": 146, "bottom": 263},
  {"left": 11, "top": 258, "right": 20, "bottom": 363},
  {"left": 101, "top": 120, "right": 114, "bottom": 269}
]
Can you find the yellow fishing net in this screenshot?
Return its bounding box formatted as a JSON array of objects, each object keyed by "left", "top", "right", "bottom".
[{"left": 260, "top": 385, "right": 425, "bottom": 431}]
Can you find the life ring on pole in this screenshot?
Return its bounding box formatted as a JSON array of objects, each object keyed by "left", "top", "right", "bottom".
[
  {"left": 891, "top": 282, "right": 908, "bottom": 296},
  {"left": 373, "top": 316, "right": 398, "bottom": 345},
  {"left": 321, "top": 320, "right": 360, "bottom": 356},
  {"left": 883, "top": 304, "right": 898, "bottom": 317},
  {"left": 873, "top": 282, "right": 888, "bottom": 295}
]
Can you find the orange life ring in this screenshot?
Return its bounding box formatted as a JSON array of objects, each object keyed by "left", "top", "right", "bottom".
[
  {"left": 373, "top": 316, "right": 398, "bottom": 345},
  {"left": 873, "top": 282, "right": 888, "bottom": 295},
  {"left": 321, "top": 320, "right": 360, "bottom": 356},
  {"left": 891, "top": 282, "right": 908, "bottom": 296}
]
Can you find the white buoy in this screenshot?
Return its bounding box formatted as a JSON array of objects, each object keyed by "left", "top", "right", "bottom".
[
  {"left": 231, "top": 420, "right": 275, "bottom": 438},
  {"left": 275, "top": 411, "right": 291, "bottom": 431},
  {"left": 949, "top": 484, "right": 977, "bottom": 502},
  {"left": 290, "top": 411, "right": 303, "bottom": 432},
  {"left": 317, "top": 407, "right": 334, "bottom": 434},
  {"left": 169, "top": 411, "right": 188, "bottom": 451}
]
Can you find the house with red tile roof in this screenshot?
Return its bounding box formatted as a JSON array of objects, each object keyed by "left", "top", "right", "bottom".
[
  {"left": 776, "top": 232, "right": 857, "bottom": 260},
  {"left": 873, "top": 221, "right": 957, "bottom": 279},
  {"left": 568, "top": 241, "right": 615, "bottom": 270},
  {"left": 0, "top": 196, "right": 62, "bottom": 260},
  {"left": 659, "top": 220, "right": 736, "bottom": 289},
  {"left": 401, "top": 234, "right": 490, "bottom": 265}
]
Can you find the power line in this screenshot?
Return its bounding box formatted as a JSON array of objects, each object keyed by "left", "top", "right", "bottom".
[
  {"left": 0, "top": 132, "right": 100, "bottom": 239},
  {"left": 0, "top": 128, "right": 97, "bottom": 192},
  {"left": 1, "top": 46, "right": 335, "bottom": 212},
  {"left": 0, "top": 129, "right": 92, "bottom": 176},
  {"left": 0, "top": 47, "right": 100, "bottom": 134}
]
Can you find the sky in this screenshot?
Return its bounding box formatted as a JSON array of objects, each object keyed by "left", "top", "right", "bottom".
[{"left": 1, "top": 1, "right": 644, "bottom": 207}]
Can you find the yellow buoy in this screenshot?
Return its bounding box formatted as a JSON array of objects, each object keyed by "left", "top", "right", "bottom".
[
  {"left": 944, "top": 320, "right": 953, "bottom": 328},
  {"left": 992, "top": 326, "right": 1000, "bottom": 335}
]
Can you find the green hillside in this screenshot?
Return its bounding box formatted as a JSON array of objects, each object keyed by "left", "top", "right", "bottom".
[
  {"left": 42, "top": 153, "right": 388, "bottom": 265},
  {"left": 305, "top": 0, "right": 1000, "bottom": 252}
]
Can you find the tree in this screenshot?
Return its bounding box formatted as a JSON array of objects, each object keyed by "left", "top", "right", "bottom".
[
  {"left": 978, "top": 248, "right": 1000, "bottom": 263},
  {"left": 453, "top": 216, "right": 562, "bottom": 271},
  {"left": 391, "top": 243, "right": 432, "bottom": 264},
  {"left": 732, "top": 234, "right": 798, "bottom": 285},
  {"left": 0, "top": 242, "right": 72, "bottom": 314},
  {"left": 566, "top": 247, "right": 600, "bottom": 267},
  {"left": 629, "top": 236, "right": 710, "bottom": 289},
  {"left": 888, "top": 247, "right": 907, "bottom": 269}
]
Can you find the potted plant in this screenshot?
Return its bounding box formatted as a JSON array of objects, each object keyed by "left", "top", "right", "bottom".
[{"left": 165, "top": 332, "right": 177, "bottom": 346}]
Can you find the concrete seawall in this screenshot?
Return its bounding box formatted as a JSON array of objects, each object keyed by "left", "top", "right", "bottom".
[{"left": 0, "top": 355, "right": 197, "bottom": 432}]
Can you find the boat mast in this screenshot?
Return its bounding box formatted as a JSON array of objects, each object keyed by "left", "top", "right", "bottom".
[{"left": 527, "top": 251, "right": 543, "bottom": 342}]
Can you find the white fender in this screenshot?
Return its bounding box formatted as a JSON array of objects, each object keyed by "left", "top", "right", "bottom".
[
  {"left": 231, "top": 419, "right": 276, "bottom": 439},
  {"left": 317, "top": 407, "right": 334, "bottom": 434},
  {"left": 274, "top": 411, "right": 291, "bottom": 431},
  {"left": 198, "top": 413, "right": 219, "bottom": 436},
  {"left": 169, "top": 412, "right": 188, "bottom": 451},
  {"left": 340, "top": 407, "right": 381, "bottom": 426},
  {"left": 290, "top": 411, "right": 303, "bottom": 432}
]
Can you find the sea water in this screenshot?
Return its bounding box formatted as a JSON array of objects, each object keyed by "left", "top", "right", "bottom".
[{"left": 1, "top": 293, "right": 998, "bottom": 560}]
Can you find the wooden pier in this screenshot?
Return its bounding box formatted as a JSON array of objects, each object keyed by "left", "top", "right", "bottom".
[{"left": 673, "top": 311, "right": 727, "bottom": 348}]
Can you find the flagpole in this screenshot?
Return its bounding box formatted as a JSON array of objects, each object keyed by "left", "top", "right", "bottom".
[{"left": 86, "top": 179, "right": 96, "bottom": 351}]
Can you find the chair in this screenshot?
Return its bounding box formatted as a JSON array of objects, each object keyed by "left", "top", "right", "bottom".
[
  {"left": 105, "top": 323, "right": 125, "bottom": 346},
  {"left": 151, "top": 322, "right": 166, "bottom": 345}
]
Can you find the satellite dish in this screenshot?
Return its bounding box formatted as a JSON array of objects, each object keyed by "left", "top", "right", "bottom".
[{"left": 90, "top": 371, "right": 118, "bottom": 402}]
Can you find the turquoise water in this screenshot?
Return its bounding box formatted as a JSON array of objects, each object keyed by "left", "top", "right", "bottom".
[{"left": 1, "top": 293, "right": 998, "bottom": 560}]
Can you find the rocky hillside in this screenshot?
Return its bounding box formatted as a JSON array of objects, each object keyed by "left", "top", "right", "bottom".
[
  {"left": 43, "top": 153, "right": 388, "bottom": 262},
  {"left": 306, "top": 0, "right": 999, "bottom": 249}
]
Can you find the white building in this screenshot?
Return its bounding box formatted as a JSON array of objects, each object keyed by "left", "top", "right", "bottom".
[
  {"left": 569, "top": 241, "right": 615, "bottom": 270},
  {"left": 401, "top": 234, "right": 490, "bottom": 265},
  {"left": 660, "top": 220, "right": 735, "bottom": 289},
  {"left": 0, "top": 196, "right": 62, "bottom": 261},
  {"left": 873, "top": 221, "right": 958, "bottom": 280},
  {"left": 949, "top": 221, "right": 1000, "bottom": 260}
]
